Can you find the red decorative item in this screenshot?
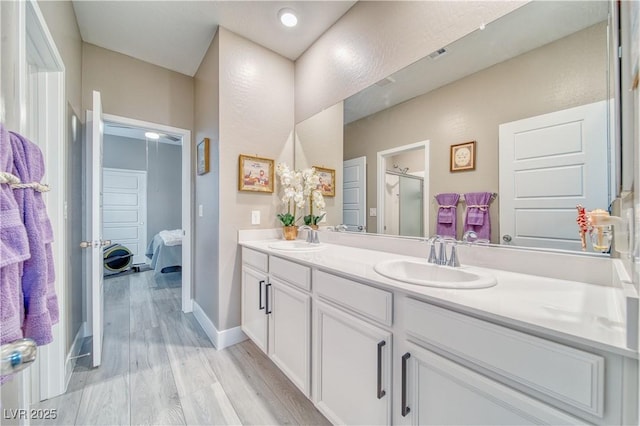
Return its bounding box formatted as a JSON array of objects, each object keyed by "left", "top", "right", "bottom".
[{"left": 576, "top": 204, "right": 590, "bottom": 251}]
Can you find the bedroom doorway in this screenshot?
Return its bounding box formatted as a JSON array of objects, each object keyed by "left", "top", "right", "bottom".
[{"left": 99, "top": 114, "right": 193, "bottom": 313}]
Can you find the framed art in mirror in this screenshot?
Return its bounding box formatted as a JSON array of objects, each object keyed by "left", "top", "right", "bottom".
[
  {"left": 197, "top": 137, "right": 210, "bottom": 175},
  {"left": 450, "top": 141, "right": 476, "bottom": 172},
  {"left": 314, "top": 166, "right": 336, "bottom": 197},
  {"left": 239, "top": 154, "right": 274, "bottom": 193}
]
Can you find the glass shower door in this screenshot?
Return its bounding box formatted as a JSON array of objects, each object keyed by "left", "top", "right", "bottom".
[{"left": 399, "top": 175, "right": 423, "bottom": 237}]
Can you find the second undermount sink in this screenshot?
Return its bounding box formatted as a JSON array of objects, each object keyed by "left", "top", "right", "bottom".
[
  {"left": 268, "top": 241, "right": 326, "bottom": 252},
  {"left": 374, "top": 259, "right": 497, "bottom": 289}
]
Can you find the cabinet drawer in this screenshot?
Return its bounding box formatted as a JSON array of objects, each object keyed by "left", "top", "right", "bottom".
[
  {"left": 405, "top": 298, "right": 605, "bottom": 418},
  {"left": 270, "top": 256, "right": 311, "bottom": 292},
  {"left": 242, "top": 247, "right": 268, "bottom": 272},
  {"left": 315, "top": 270, "right": 392, "bottom": 326}
]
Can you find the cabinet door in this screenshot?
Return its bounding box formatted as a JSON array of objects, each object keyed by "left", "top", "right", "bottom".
[
  {"left": 241, "top": 266, "right": 268, "bottom": 353},
  {"left": 314, "top": 301, "right": 391, "bottom": 425},
  {"left": 399, "top": 342, "right": 584, "bottom": 425},
  {"left": 268, "top": 279, "right": 311, "bottom": 396}
]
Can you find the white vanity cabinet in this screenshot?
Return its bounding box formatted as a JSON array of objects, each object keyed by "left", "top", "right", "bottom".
[
  {"left": 398, "top": 342, "right": 584, "bottom": 425},
  {"left": 240, "top": 248, "right": 312, "bottom": 396},
  {"left": 241, "top": 253, "right": 269, "bottom": 352},
  {"left": 313, "top": 270, "right": 393, "bottom": 425},
  {"left": 397, "top": 297, "right": 633, "bottom": 426}
]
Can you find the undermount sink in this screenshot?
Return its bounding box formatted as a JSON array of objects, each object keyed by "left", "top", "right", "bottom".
[
  {"left": 268, "top": 241, "right": 326, "bottom": 252},
  {"left": 374, "top": 259, "right": 497, "bottom": 289}
]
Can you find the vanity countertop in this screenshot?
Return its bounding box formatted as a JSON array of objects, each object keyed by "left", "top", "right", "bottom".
[{"left": 240, "top": 239, "right": 636, "bottom": 359}]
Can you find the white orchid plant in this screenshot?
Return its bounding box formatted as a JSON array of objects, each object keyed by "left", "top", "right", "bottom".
[
  {"left": 275, "top": 163, "right": 326, "bottom": 227},
  {"left": 302, "top": 168, "right": 326, "bottom": 226}
]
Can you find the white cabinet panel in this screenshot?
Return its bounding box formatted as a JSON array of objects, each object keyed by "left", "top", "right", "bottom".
[
  {"left": 314, "top": 301, "right": 391, "bottom": 425},
  {"left": 241, "top": 266, "right": 268, "bottom": 353},
  {"left": 269, "top": 279, "right": 311, "bottom": 396},
  {"left": 405, "top": 298, "right": 604, "bottom": 417},
  {"left": 402, "top": 342, "right": 585, "bottom": 426}
]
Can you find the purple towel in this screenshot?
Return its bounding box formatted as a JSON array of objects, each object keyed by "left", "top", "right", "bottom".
[
  {"left": 9, "top": 130, "right": 58, "bottom": 346},
  {"left": 463, "top": 192, "right": 492, "bottom": 240},
  {"left": 1, "top": 124, "right": 29, "bottom": 384},
  {"left": 435, "top": 193, "right": 459, "bottom": 238}
]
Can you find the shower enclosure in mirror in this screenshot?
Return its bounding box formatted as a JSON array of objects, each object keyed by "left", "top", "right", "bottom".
[{"left": 294, "top": 0, "right": 619, "bottom": 254}]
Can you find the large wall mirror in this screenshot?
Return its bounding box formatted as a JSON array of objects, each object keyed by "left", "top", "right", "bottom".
[{"left": 295, "top": 0, "right": 620, "bottom": 255}]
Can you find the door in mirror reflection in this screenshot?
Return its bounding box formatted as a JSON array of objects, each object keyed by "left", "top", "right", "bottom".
[{"left": 499, "top": 100, "right": 610, "bottom": 252}]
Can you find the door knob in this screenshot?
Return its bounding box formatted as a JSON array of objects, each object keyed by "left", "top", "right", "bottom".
[
  {"left": 80, "top": 241, "right": 93, "bottom": 249},
  {"left": 101, "top": 240, "right": 112, "bottom": 246},
  {"left": 502, "top": 234, "right": 512, "bottom": 242}
]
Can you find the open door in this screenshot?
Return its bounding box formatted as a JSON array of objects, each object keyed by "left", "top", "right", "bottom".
[
  {"left": 84, "top": 90, "right": 106, "bottom": 367},
  {"left": 499, "top": 100, "right": 609, "bottom": 251},
  {"left": 343, "top": 156, "right": 367, "bottom": 232}
]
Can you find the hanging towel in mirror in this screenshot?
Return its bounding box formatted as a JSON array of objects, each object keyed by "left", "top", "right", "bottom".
[
  {"left": 435, "top": 193, "right": 459, "bottom": 238},
  {"left": 463, "top": 192, "right": 492, "bottom": 240}
]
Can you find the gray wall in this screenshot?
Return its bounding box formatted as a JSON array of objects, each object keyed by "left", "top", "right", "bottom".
[{"left": 103, "top": 134, "right": 182, "bottom": 246}]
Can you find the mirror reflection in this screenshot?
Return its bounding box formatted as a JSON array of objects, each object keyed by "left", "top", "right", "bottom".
[{"left": 295, "top": 0, "right": 615, "bottom": 254}]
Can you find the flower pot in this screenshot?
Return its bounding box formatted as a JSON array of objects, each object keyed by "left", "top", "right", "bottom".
[
  {"left": 283, "top": 226, "right": 298, "bottom": 240},
  {"left": 310, "top": 225, "right": 319, "bottom": 230}
]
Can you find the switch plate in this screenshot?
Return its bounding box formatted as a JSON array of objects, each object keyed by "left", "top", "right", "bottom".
[
  {"left": 370, "top": 208, "right": 377, "bottom": 217},
  {"left": 199, "top": 204, "right": 203, "bottom": 217},
  {"left": 251, "top": 210, "right": 260, "bottom": 225}
]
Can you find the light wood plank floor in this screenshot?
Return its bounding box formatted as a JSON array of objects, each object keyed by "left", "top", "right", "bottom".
[{"left": 32, "top": 270, "right": 329, "bottom": 426}]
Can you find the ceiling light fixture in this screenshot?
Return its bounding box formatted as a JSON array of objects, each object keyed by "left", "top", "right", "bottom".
[
  {"left": 278, "top": 8, "right": 298, "bottom": 27},
  {"left": 145, "top": 132, "right": 160, "bottom": 140}
]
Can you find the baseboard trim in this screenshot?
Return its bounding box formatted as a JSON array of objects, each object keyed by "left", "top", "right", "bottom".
[
  {"left": 64, "top": 324, "right": 86, "bottom": 389},
  {"left": 192, "top": 301, "right": 247, "bottom": 350}
]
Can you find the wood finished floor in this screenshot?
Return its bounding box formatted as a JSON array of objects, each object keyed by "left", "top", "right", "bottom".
[{"left": 32, "top": 270, "right": 329, "bottom": 426}]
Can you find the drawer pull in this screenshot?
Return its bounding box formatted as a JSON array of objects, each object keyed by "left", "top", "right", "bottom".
[
  {"left": 402, "top": 352, "right": 411, "bottom": 417},
  {"left": 377, "top": 340, "right": 386, "bottom": 399},
  {"left": 265, "top": 283, "right": 272, "bottom": 315},
  {"left": 259, "top": 280, "right": 265, "bottom": 310}
]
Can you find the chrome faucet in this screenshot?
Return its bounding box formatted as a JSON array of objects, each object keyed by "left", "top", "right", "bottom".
[
  {"left": 443, "top": 237, "right": 460, "bottom": 267},
  {"left": 426, "top": 235, "right": 443, "bottom": 264},
  {"left": 335, "top": 224, "right": 348, "bottom": 232},
  {"left": 298, "top": 225, "right": 320, "bottom": 244},
  {"left": 462, "top": 230, "right": 478, "bottom": 244}
]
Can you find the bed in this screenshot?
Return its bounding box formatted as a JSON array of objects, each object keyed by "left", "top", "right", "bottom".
[{"left": 146, "top": 230, "right": 182, "bottom": 274}]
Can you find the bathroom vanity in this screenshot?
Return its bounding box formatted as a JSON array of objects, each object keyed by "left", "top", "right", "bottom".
[{"left": 239, "top": 231, "right": 638, "bottom": 425}]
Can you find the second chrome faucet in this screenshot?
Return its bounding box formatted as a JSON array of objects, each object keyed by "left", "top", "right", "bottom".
[{"left": 426, "top": 235, "right": 459, "bottom": 267}]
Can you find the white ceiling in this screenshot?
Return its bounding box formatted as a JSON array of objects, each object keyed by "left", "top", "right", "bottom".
[
  {"left": 72, "top": 1, "right": 356, "bottom": 76},
  {"left": 104, "top": 122, "right": 182, "bottom": 145},
  {"left": 344, "top": 1, "right": 609, "bottom": 124}
]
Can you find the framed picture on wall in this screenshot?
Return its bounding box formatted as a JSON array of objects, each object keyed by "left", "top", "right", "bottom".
[
  {"left": 314, "top": 166, "right": 335, "bottom": 197},
  {"left": 239, "top": 154, "right": 274, "bottom": 193},
  {"left": 450, "top": 140, "right": 476, "bottom": 172},
  {"left": 197, "top": 138, "right": 210, "bottom": 175}
]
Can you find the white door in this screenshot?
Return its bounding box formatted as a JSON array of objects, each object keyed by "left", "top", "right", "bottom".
[
  {"left": 85, "top": 90, "right": 105, "bottom": 367},
  {"left": 499, "top": 101, "right": 609, "bottom": 251},
  {"left": 241, "top": 266, "right": 268, "bottom": 353},
  {"left": 399, "top": 343, "right": 583, "bottom": 425},
  {"left": 268, "top": 279, "right": 311, "bottom": 397},
  {"left": 314, "top": 301, "right": 391, "bottom": 425},
  {"left": 343, "top": 156, "right": 367, "bottom": 232},
  {"left": 102, "top": 168, "right": 147, "bottom": 264}
]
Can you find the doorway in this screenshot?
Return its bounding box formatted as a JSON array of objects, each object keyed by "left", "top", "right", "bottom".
[
  {"left": 376, "top": 140, "right": 430, "bottom": 237},
  {"left": 100, "top": 114, "right": 192, "bottom": 313}
]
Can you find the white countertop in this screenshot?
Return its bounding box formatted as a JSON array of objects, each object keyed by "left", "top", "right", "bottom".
[{"left": 240, "top": 239, "right": 637, "bottom": 358}]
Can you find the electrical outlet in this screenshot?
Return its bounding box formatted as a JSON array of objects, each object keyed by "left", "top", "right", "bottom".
[
  {"left": 251, "top": 210, "right": 261, "bottom": 225},
  {"left": 370, "top": 208, "right": 377, "bottom": 217},
  {"left": 199, "top": 204, "right": 203, "bottom": 217}
]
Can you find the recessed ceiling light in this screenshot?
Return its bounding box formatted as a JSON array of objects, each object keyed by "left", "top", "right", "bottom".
[
  {"left": 145, "top": 132, "right": 160, "bottom": 140},
  {"left": 279, "top": 8, "right": 298, "bottom": 27}
]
